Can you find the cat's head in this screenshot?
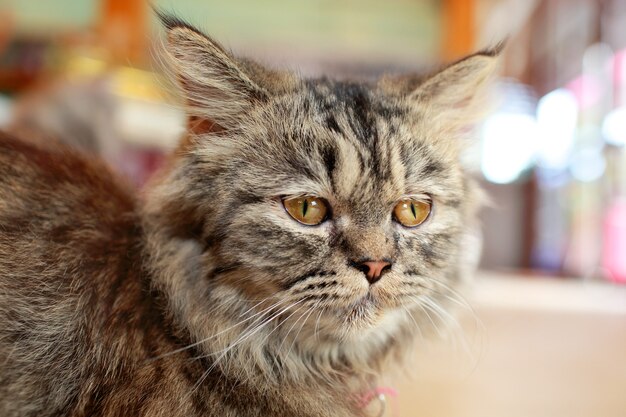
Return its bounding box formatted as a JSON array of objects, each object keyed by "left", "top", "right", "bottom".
[{"left": 146, "top": 14, "right": 498, "bottom": 373}]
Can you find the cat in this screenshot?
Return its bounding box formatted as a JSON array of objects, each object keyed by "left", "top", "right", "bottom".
[{"left": 0, "top": 13, "right": 499, "bottom": 417}]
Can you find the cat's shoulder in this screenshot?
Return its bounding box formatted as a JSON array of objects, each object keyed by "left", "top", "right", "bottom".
[{"left": 0, "top": 130, "right": 137, "bottom": 236}]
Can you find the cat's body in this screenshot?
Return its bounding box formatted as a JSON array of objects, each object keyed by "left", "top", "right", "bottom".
[
  {"left": 0, "top": 133, "right": 355, "bottom": 417},
  {"left": 0, "top": 15, "right": 498, "bottom": 417}
]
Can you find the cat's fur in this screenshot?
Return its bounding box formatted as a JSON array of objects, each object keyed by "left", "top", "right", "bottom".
[{"left": 0, "top": 15, "right": 499, "bottom": 417}]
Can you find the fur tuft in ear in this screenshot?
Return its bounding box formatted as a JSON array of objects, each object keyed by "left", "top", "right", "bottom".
[{"left": 155, "top": 10, "right": 203, "bottom": 34}]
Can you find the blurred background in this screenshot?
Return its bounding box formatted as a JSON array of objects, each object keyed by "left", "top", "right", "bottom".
[{"left": 0, "top": 1, "right": 625, "bottom": 416}]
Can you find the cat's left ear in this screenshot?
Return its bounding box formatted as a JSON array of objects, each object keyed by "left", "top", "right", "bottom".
[{"left": 381, "top": 44, "right": 503, "bottom": 128}]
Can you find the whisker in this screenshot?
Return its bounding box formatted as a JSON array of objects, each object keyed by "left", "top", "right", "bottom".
[
  {"left": 276, "top": 303, "right": 312, "bottom": 354},
  {"left": 400, "top": 304, "right": 424, "bottom": 343},
  {"left": 420, "top": 295, "right": 475, "bottom": 361},
  {"left": 410, "top": 296, "right": 446, "bottom": 339},
  {"left": 146, "top": 296, "right": 282, "bottom": 362},
  {"left": 423, "top": 284, "right": 486, "bottom": 346},
  {"left": 314, "top": 304, "right": 326, "bottom": 342},
  {"left": 402, "top": 272, "right": 485, "bottom": 350},
  {"left": 179, "top": 299, "right": 303, "bottom": 406},
  {"left": 285, "top": 301, "right": 320, "bottom": 358},
  {"left": 199, "top": 298, "right": 306, "bottom": 361}
]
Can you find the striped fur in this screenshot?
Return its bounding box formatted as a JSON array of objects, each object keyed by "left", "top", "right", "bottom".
[{"left": 0, "top": 15, "right": 499, "bottom": 417}]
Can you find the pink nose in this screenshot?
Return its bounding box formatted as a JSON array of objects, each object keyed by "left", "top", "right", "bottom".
[{"left": 354, "top": 260, "right": 392, "bottom": 284}]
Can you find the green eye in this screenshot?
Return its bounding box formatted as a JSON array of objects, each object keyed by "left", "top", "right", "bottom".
[
  {"left": 283, "top": 196, "right": 329, "bottom": 225},
  {"left": 393, "top": 199, "right": 431, "bottom": 227}
]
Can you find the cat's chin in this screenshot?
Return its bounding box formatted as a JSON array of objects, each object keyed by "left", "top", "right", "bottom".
[
  {"left": 329, "top": 295, "right": 407, "bottom": 340},
  {"left": 328, "top": 310, "right": 409, "bottom": 363},
  {"left": 344, "top": 293, "right": 377, "bottom": 322}
]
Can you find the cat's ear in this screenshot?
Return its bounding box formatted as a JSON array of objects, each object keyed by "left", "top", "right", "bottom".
[
  {"left": 158, "top": 13, "right": 294, "bottom": 130},
  {"left": 381, "top": 44, "right": 503, "bottom": 128}
]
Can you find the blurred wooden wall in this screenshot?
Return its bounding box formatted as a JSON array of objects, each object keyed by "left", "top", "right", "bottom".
[
  {"left": 98, "top": 0, "right": 148, "bottom": 64},
  {"left": 441, "top": 0, "right": 475, "bottom": 60}
]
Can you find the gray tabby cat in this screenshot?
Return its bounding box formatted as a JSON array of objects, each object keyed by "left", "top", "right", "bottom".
[{"left": 0, "top": 14, "right": 498, "bottom": 417}]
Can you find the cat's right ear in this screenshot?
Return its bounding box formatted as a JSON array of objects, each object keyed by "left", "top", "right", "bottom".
[{"left": 158, "top": 12, "right": 272, "bottom": 130}]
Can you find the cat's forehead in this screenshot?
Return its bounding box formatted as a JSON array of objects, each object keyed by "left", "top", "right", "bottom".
[
  {"left": 303, "top": 78, "right": 410, "bottom": 134},
  {"left": 261, "top": 78, "right": 414, "bottom": 149},
  {"left": 235, "top": 78, "right": 458, "bottom": 207}
]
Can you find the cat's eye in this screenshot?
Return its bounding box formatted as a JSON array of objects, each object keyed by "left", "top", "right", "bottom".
[
  {"left": 283, "top": 196, "right": 329, "bottom": 226},
  {"left": 393, "top": 198, "right": 432, "bottom": 227}
]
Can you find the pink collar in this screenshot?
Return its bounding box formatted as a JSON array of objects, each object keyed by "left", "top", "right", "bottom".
[{"left": 357, "top": 386, "right": 398, "bottom": 416}]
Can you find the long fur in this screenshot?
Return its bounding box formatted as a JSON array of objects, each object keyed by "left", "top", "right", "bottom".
[{"left": 0, "top": 14, "right": 499, "bottom": 417}]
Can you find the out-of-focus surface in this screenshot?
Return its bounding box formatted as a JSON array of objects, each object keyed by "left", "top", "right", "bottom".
[{"left": 395, "top": 272, "right": 626, "bottom": 417}]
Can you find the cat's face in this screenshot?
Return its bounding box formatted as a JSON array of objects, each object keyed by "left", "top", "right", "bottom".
[
  {"left": 198, "top": 83, "right": 468, "bottom": 340},
  {"left": 155, "top": 16, "right": 497, "bottom": 348}
]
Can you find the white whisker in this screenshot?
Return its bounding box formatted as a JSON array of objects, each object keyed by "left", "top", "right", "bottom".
[
  {"left": 146, "top": 296, "right": 283, "bottom": 362},
  {"left": 285, "top": 301, "right": 319, "bottom": 358}
]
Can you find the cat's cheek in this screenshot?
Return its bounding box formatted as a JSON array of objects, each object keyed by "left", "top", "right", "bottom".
[{"left": 220, "top": 225, "right": 332, "bottom": 273}]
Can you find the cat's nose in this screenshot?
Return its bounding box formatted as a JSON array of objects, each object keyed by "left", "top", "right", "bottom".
[{"left": 351, "top": 260, "right": 392, "bottom": 284}]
